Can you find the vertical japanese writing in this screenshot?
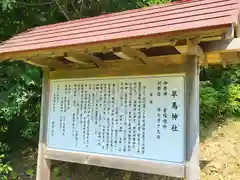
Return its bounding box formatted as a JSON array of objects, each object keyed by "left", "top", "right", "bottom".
[
  {"left": 48, "top": 76, "right": 184, "bottom": 163},
  {"left": 171, "top": 90, "right": 179, "bottom": 132},
  {"left": 137, "top": 82, "right": 141, "bottom": 153},
  {"left": 163, "top": 81, "right": 168, "bottom": 96},
  {"left": 142, "top": 84, "right": 146, "bottom": 154},
  {"left": 156, "top": 108, "right": 161, "bottom": 139}
]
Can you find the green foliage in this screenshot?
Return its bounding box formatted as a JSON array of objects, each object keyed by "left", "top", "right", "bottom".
[
  {"left": 0, "top": 0, "right": 15, "bottom": 10},
  {"left": 0, "top": 143, "right": 9, "bottom": 154},
  {"left": 0, "top": 154, "right": 12, "bottom": 180},
  {"left": 0, "top": 0, "right": 175, "bottom": 149},
  {"left": 144, "top": 0, "right": 171, "bottom": 5},
  {"left": 0, "top": 61, "right": 41, "bottom": 151},
  {"left": 25, "top": 168, "right": 34, "bottom": 176},
  {"left": 200, "top": 81, "right": 220, "bottom": 127},
  {"left": 226, "top": 84, "right": 240, "bottom": 116},
  {"left": 10, "top": 171, "right": 17, "bottom": 179},
  {"left": 200, "top": 65, "right": 240, "bottom": 127}
]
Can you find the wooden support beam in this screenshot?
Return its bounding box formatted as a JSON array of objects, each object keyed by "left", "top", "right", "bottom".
[
  {"left": 201, "top": 38, "right": 240, "bottom": 53},
  {"left": 87, "top": 54, "right": 106, "bottom": 68},
  {"left": 113, "top": 47, "right": 148, "bottom": 64},
  {"left": 25, "top": 59, "right": 48, "bottom": 68},
  {"left": 113, "top": 47, "right": 132, "bottom": 60},
  {"left": 26, "top": 57, "right": 76, "bottom": 69},
  {"left": 22, "top": 52, "right": 239, "bottom": 70},
  {"left": 174, "top": 40, "right": 206, "bottom": 67},
  {"left": 174, "top": 40, "right": 196, "bottom": 55},
  {"left": 175, "top": 40, "right": 201, "bottom": 56},
  {"left": 49, "top": 63, "right": 187, "bottom": 80},
  {"left": 36, "top": 69, "right": 51, "bottom": 180},
  {"left": 220, "top": 52, "right": 240, "bottom": 67},
  {"left": 65, "top": 51, "right": 105, "bottom": 68},
  {"left": 185, "top": 56, "right": 200, "bottom": 180},
  {"left": 64, "top": 56, "right": 89, "bottom": 65},
  {"left": 104, "top": 54, "right": 185, "bottom": 68}
]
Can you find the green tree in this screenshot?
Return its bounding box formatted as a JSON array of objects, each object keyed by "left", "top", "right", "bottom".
[{"left": 0, "top": 1, "right": 174, "bottom": 177}]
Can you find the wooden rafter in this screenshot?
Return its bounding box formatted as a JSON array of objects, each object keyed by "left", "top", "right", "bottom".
[
  {"left": 87, "top": 54, "right": 106, "bottom": 68},
  {"left": 22, "top": 53, "right": 230, "bottom": 70},
  {"left": 65, "top": 52, "right": 105, "bottom": 68},
  {"left": 105, "top": 54, "right": 185, "bottom": 67},
  {"left": 64, "top": 56, "right": 89, "bottom": 65},
  {"left": 25, "top": 57, "right": 77, "bottom": 69},
  {"left": 113, "top": 47, "right": 148, "bottom": 64},
  {"left": 25, "top": 58, "right": 48, "bottom": 68}
]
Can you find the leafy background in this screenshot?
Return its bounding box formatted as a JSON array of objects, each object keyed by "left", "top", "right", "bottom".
[{"left": 0, "top": 0, "right": 239, "bottom": 179}]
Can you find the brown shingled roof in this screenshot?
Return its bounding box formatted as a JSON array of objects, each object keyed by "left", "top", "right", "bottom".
[{"left": 0, "top": 0, "right": 239, "bottom": 55}]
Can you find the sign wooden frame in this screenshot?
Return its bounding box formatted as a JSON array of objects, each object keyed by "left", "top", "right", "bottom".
[{"left": 36, "top": 56, "right": 200, "bottom": 180}]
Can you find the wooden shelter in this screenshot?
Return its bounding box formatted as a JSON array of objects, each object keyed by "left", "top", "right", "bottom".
[{"left": 1, "top": 0, "right": 240, "bottom": 180}]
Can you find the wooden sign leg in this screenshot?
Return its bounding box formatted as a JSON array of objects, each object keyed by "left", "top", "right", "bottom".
[
  {"left": 36, "top": 69, "right": 51, "bottom": 180},
  {"left": 185, "top": 57, "right": 200, "bottom": 180}
]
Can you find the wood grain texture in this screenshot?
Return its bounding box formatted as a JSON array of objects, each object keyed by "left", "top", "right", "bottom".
[
  {"left": 202, "top": 38, "right": 240, "bottom": 53},
  {"left": 185, "top": 56, "right": 200, "bottom": 180},
  {"left": 45, "top": 148, "right": 185, "bottom": 178},
  {"left": 49, "top": 64, "right": 187, "bottom": 79},
  {"left": 36, "top": 69, "right": 51, "bottom": 180}
]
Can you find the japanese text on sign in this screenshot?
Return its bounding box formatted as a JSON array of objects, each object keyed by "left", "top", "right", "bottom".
[{"left": 47, "top": 75, "right": 185, "bottom": 163}]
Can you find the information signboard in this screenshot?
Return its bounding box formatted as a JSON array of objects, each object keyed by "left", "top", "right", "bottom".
[{"left": 47, "top": 75, "right": 185, "bottom": 164}]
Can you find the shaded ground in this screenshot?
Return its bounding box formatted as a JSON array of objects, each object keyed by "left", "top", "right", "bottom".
[{"left": 11, "top": 118, "right": 240, "bottom": 180}]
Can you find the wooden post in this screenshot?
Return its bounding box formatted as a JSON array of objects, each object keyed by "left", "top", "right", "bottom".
[
  {"left": 36, "top": 69, "right": 51, "bottom": 180},
  {"left": 185, "top": 56, "right": 200, "bottom": 180}
]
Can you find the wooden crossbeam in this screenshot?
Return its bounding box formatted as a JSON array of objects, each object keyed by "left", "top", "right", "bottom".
[
  {"left": 25, "top": 53, "right": 227, "bottom": 69},
  {"left": 113, "top": 47, "right": 132, "bottom": 60},
  {"left": 25, "top": 59, "right": 48, "bottom": 68},
  {"left": 113, "top": 47, "right": 148, "bottom": 64},
  {"left": 64, "top": 56, "right": 89, "bottom": 65},
  {"left": 25, "top": 57, "right": 75, "bottom": 69},
  {"left": 201, "top": 38, "right": 240, "bottom": 53},
  {"left": 105, "top": 54, "right": 185, "bottom": 68},
  {"left": 22, "top": 51, "right": 240, "bottom": 70},
  {"left": 65, "top": 52, "right": 105, "bottom": 68},
  {"left": 87, "top": 54, "right": 106, "bottom": 68},
  {"left": 220, "top": 52, "right": 240, "bottom": 67},
  {"left": 174, "top": 40, "right": 207, "bottom": 67}
]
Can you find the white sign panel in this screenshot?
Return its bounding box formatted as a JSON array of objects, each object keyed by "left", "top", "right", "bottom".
[{"left": 47, "top": 75, "right": 185, "bottom": 164}]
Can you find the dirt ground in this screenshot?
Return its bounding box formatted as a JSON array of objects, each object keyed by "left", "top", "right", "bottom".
[
  {"left": 12, "top": 118, "right": 240, "bottom": 180},
  {"left": 200, "top": 119, "right": 240, "bottom": 180}
]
